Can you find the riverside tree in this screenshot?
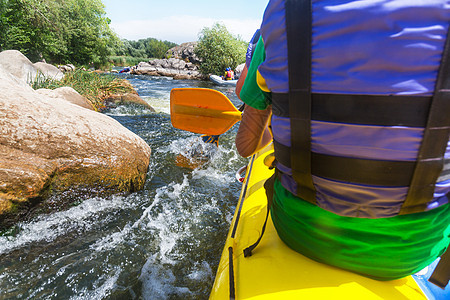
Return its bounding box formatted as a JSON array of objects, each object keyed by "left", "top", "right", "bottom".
[
  {"left": 195, "top": 23, "right": 247, "bottom": 76},
  {"left": 0, "top": 0, "right": 119, "bottom": 67},
  {"left": 112, "top": 38, "right": 177, "bottom": 59}
]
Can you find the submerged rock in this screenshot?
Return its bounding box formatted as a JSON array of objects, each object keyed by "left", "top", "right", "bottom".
[
  {"left": 0, "top": 65, "right": 152, "bottom": 229},
  {"left": 102, "top": 80, "right": 155, "bottom": 111},
  {"left": 104, "top": 93, "right": 156, "bottom": 111}
]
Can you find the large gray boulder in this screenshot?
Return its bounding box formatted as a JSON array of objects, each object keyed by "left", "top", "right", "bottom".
[
  {"left": 235, "top": 63, "right": 245, "bottom": 74},
  {"left": 165, "top": 42, "right": 200, "bottom": 64},
  {"left": 132, "top": 42, "right": 202, "bottom": 79},
  {"left": 0, "top": 50, "right": 64, "bottom": 85},
  {"left": 59, "top": 64, "right": 76, "bottom": 72},
  {"left": 0, "top": 65, "right": 151, "bottom": 229},
  {"left": 36, "top": 87, "right": 95, "bottom": 110},
  {"left": 34, "top": 62, "right": 64, "bottom": 81},
  {"left": 132, "top": 58, "right": 201, "bottom": 79},
  {"left": 0, "top": 50, "right": 39, "bottom": 85}
]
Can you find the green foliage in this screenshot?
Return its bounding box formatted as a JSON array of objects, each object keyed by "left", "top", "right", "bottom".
[
  {"left": 0, "top": 0, "right": 120, "bottom": 67},
  {"left": 31, "top": 70, "right": 136, "bottom": 111},
  {"left": 195, "top": 23, "right": 247, "bottom": 76},
  {"left": 111, "top": 37, "right": 177, "bottom": 60},
  {"left": 147, "top": 39, "right": 172, "bottom": 59},
  {"left": 109, "top": 56, "right": 148, "bottom": 67},
  {"left": 0, "top": 1, "right": 177, "bottom": 67}
]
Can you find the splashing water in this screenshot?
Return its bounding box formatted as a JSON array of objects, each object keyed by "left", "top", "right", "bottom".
[{"left": 0, "top": 74, "right": 247, "bottom": 299}]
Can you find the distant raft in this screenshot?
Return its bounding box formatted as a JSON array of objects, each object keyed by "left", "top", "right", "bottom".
[
  {"left": 119, "top": 67, "right": 131, "bottom": 73},
  {"left": 209, "top": 75, "right": 237, "bottom": 86}
]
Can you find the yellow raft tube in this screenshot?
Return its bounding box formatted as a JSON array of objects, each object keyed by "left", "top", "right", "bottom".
[{"left": 210, "top": 143, "right": 429, "bottom": 299}]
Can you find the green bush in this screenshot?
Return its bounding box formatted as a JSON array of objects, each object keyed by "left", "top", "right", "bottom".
[
  {"left": 111, "top": 38, "right": 177, "bottom": 60},
  {"left": 109, "top": 56, "right": 149, "bottom": 67},
  {"left": 195, "top": 23, "right": 247, "bottom": 76},
  {"left": 0, "top": 0, "right": 119, "bottom": 66}
]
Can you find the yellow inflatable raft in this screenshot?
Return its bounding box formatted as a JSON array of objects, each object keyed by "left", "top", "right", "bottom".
[{"left": 210, "top": 143, "right": 431, "bottom": 299}]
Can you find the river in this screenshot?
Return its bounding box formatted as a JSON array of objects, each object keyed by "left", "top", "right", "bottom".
[{"left": 0, "top": 74, "right": 248, "bottom": 299}]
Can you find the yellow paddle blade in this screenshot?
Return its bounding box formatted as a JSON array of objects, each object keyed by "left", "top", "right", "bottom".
[{"left": 170, "top": 88, "right": 242, "bottom": 135}]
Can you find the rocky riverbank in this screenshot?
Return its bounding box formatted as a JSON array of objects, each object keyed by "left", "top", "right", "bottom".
[
  {"left": 131, "top": 42, "right": 203, "bottom": 80},
  {"left": 131, "top": 57, "right": 202, "bottom": 79},
  {"left": 0, "top": 50, "right": 152, "bottom": 230},
  {"left": 130, "top": 41, "right": 245, "bottom": 80}
]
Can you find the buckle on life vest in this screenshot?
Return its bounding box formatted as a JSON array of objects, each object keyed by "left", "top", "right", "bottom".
[{"left": 264, "top": 152, "right": 276, "bottom": 169}]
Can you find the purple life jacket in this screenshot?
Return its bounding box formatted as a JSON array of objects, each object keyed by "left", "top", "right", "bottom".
[{"left": 259, "top": 0, "right": 450, "bottom": 218}]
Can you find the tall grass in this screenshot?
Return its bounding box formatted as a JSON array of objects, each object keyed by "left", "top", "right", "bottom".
[{"left": 32, "top": 70, "right": 136, "bottom": 111}]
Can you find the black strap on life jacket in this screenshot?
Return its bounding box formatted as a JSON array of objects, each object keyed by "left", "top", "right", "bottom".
[
  {"left": 420, "top": 24, "right": 450, "bottom": 290},
  {"left": 429, "top": 245, "right": 450, "bottom": 289},
  {"left": 272, "top": 93, "right": 433, "bottom": 126},
  {"left": 400, "top": 25, "right": 450, "bottom": 215},
  {"left": 285, "top": 0, "right": 316, "bottom": 204},
  {"left": 243, "top": 169, "right": 277, "bottom": 257}
]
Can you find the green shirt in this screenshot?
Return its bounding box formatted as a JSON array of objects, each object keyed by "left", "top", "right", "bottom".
[
  {"left": 240, "top": 37, "right": 450, "bottom": 280},
  {"left": 240, "top": 36, "right": 271, "bottom": 110}
]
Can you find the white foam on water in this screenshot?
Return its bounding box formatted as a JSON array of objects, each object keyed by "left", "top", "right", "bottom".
[
  {"left": 145, "top": 175, "right": 190, "bottom": 264},
  {"left": 68, "top": 267, "right": 122, "bottom": 300},
  {"left": 89, "top": 223, "right": 134, "bottom": 253},
  {"left": 187, "top": 261, "right": 213, "bottom": 282},
  {"left": 0, "top": 273, "right": 6, "bottom": 286},
  {"left": 190, "top": 145, "right": 239, "bottom": 183},
  {"left": 142, "top": 96, "right": 170, "bottom": 114},
  {"left": 88, "top": 177, "right": 192, "bottom": 278},
  {"left": 168, "top": 136, "right": 199, "bottom": 153},
  {"left": 167, "top": 174, "right": 190, "bottom": 200},
  {"left": 105, "top": 105, "right": 156, "bottom": 116},
  {"left": 139, "top": 174, "right": 221, "bottom": 299},
  {"left": 192, "top": 166, "right": 234, "bottom": 185},
  {"left": 140, "top": 256, "right": 191, "bottom": 300},
  {"left": 88, "top": 187, "right": 177, "bottom": 254},
  {"left": 0, "top": 196, "right": 129, "bottom": 255}
]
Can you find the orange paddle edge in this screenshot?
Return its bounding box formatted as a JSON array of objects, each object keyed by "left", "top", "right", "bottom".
[{"left": 170, "top": 88, "right": 242, "bottom": 135}]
